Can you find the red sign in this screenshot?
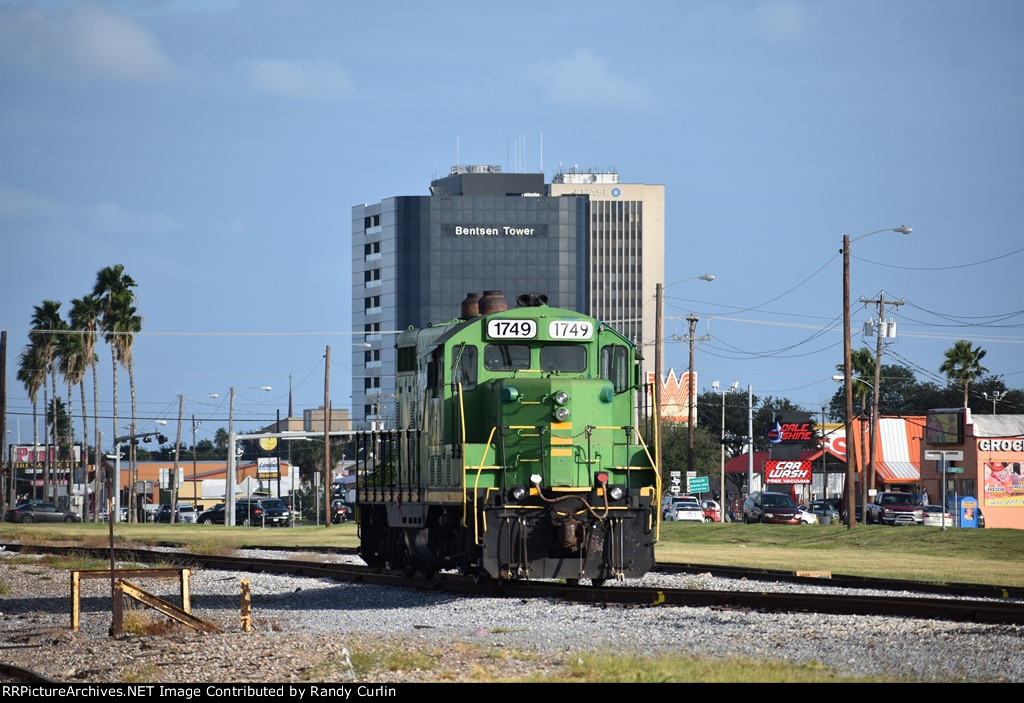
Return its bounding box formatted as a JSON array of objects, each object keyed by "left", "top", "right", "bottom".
[
  {"left": 767, "top": 422, "right": 815, "bottom": 443},
  {"left": 764, "top": 460, "right": 812, "bottom": 484}
]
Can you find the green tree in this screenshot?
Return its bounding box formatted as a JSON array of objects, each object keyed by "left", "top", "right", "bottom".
[
  {"left": 17, "top": 344, "right": 46, "bottom": 501},
  {"left": 939, "top": 340, "right": 988, "bottom": 408},
  {"left": 214, "top": 427, "right": 229, "bottom": 453},
  {"left": 56, "top": 323, "right": 87, "bottom": 504},
  {"left": 70, "top": 295, "right": 103, "bottom": 519},
  {"left": 30, "top": 300, "right": 66, "bottom": 501},
  {"left": 94, "top": 265, "right": 141, "bottom": 520}
]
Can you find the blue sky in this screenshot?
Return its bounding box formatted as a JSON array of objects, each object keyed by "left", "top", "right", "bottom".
[{"left": 1, "top": 0, "right": 1021, "bottom": 445}]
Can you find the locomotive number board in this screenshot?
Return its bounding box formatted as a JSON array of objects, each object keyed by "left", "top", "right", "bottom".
[
  {"left": 487, "top": 319, "right": 537, "bottom": 339},
  {"left": 486, "top": 319, "right": 594, "bottom": 340},
  {"left": 548, "top": 320, "right": 593, "bottom": 340}
]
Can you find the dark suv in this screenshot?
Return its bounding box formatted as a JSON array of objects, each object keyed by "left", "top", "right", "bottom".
[
  {"left": 743, "top": 491, "right": 802, "bottom": 524},
  {"left": 236, "top": 497, "right": 291, "bottom": 527}
]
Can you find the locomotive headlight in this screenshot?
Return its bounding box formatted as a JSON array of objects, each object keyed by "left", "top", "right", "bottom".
[
  {"left": 554, "top": 406, "right": 571, "bottom": 422},
  {"left": 510, "top": 485, "right": 527, "bottom": 501},
  {"left": 553, "top": 390, "right": 570, "bottom": 405},
  {"left": 609, "top": 485, "right": 624, "bottom": 501},
  {"left": 502, "top": 386, "right": 520, "bottom": 403}
]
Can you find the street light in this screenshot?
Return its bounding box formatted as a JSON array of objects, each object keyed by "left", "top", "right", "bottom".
[
  {"left": 842, "top": 226, "right": 911, "bottom": 529},
  {"left": 982, "top": 391, "right": 1004, "bottom": 414},
  {"left": 226, "top": 385, "right": 272, "bottom": 527},
  {"left": 712, "top": 380, "right": 739, "bottom": 517}
]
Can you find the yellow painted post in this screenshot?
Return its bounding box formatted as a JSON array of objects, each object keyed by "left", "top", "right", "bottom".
[
  {"left": 180, "top": 568, "right": 192, "bottom": 614},
  {"left": 240, "top": 579, "right": 251, "bottom": 632},
  {"left": 70, "top": 571, "right": 81, "bottom": 632}
]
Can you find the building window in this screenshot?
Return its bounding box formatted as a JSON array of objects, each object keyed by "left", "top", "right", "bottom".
[
  {"left": 364, "top": 349, "right": 381, "bottom": 363},
  {"left": 364, "top": 269, "right": 381, "bottom": 283},
  {"left": 364, "top": 242, "right": 381, "bottom": 256},
  {"left": 364, "top": 295, "right": 380, "bottom": 311}
]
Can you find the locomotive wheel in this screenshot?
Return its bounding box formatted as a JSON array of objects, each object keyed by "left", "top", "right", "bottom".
[{"left": 591, "top": 579, "right": 607, "bottom": 587}]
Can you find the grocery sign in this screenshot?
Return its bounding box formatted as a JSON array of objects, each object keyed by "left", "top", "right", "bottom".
[{"left": 764, "top": 460, "right": 812, "bottom": 484}]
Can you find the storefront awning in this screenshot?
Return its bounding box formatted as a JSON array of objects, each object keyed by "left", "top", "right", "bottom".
[{"left": 873, "top": 417, "right": 921, "bottom": 483}]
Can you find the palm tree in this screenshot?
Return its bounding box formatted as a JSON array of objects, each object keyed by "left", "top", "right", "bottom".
[
  {"left": 70, "top": 295, "right": 103, "bottom": 520},
  {"left": 93, "top": 265, "right": 139, "bottom": 519},
  {"left": 17, "top": 345, "right": 46, "bottom": 501},
  {"left": 30, "top": 300, "right": 66, "bottom": 503},
  {"left": 110, "top": 291, "right": 142, "bottom": 519},
  {"left": 214, "top": 427, "right": 229, "bottom": 453},
  {"left": 940, "top": 340, "right": 988, "bottom": 408},
  {"left": 58, "top": 324, "right": 90, "bottom": 514}
]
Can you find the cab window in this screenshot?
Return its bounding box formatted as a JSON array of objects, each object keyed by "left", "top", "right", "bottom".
[
  {"left": 600, "top": 344, "right": 630, "bottom": 392},
  {"left": 451, "top": 345, "right": 477, "bottom": 390},
  {"left": 484, "top": 344, "right": 530, "bottom": 371},
  {"left": 540, "top": 345, "right": 586, "bottom": 373}
]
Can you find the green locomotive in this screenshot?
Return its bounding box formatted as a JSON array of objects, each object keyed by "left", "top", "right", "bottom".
[{"left": 355, "top": 291, "right": 660, "bottom": 583}]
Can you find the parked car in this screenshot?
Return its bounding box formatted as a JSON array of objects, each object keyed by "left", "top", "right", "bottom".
[
  {"left": 92, "top": 507, "right": 129, "bottom": 522},
  {"left": 742, "top": 492, "right": 802, "bottom": 525},
  {"left": 197, "top": 503, "right": 227, "bottom": 525},
  {"left": 237, "top": 497, "right": 291, "bottom": 527},
  {"left": 664, "top": 498, "right": 705, "bottom": 522},
  {"left": 796, "top": 505, "right": 818, "bottom": 524},
  {"left": 155, "top": 502, "right": 198, "bottom": 524},
  {"left": 841, "top": 505, "right": 864, "bottom": 523},
  {"left": 700, "top": 500, "right": 722, "bottom": 523},
  {"left": 4, "top": 502, "right": 81, "bottom": 523},
  {"left": 921, "top": 504, "right": 954, "bottom": 528},
  {"left": 807, "top": 500, "right": 840, "bottom": 523}
]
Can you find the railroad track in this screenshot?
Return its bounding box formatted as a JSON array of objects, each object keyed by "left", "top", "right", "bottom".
[{"left": 5, "top": 541, "right": 1024, "bottom": 626}]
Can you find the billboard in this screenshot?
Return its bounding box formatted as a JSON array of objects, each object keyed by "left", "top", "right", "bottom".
[
  {"left": 10, "top": 444, "right": 83, "bottom": 469},
  {"left": 646, "top": 369, "right": 694, "bottom": 423},
  {"left": 983, "top": 461, "right": 1024, "bottom": 507},
  {"left": 764, "top": 460, "right": 812, "bottom": 485}
]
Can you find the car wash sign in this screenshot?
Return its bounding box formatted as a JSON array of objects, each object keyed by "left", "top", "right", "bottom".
[{"left": 764, "top": 460, "right": 812, "bottom": 484}]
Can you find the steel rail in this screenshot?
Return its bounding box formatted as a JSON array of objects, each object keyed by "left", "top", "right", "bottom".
[{"left": 6, "top": 543, "right": 1024, "bottom": 626}]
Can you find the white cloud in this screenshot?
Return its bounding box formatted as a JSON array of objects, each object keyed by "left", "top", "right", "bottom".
[
  {"left": 90, "top": 202, "right": 177, "bottom": 235},
  {"left": 0, "top": 3, "right": 179, "bottom": 83},
  {"left": 0, "top": 187, "right": 62, "bottom": 219},
  {"left": 528, "top": 50, "right": 654, "bottom": 108},
  {"left": 245, "top": 59, "right": 354, "bottom": 101}
]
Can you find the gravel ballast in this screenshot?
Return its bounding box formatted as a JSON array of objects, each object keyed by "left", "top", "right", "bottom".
[{"left": 1, "top": 550, "right": 1022, "bottom": 683}]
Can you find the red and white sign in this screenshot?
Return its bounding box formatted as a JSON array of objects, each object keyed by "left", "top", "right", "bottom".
[
  {"left": 10, "top": 444, "right": 82, "bottom": 469},
  {"left": 764, "top": 460, "right": 812, "bottom": 484}
]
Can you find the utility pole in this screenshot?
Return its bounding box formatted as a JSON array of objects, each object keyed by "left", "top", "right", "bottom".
[
  {"left": 687, "top": 314, "right": 698, "bottom": 476},
  {"left": 820, "top": 405, "right": 827, "bottom": 501},
  {"left": 323, "top": 345, "right": 332, "bottom": 528},
  {"left": 171, "top": 394, "right": 184, "bottom": 523},
  {"left": 654, "top": 284, "right": 663, "bottom": 474},
  {"left": 1, "top": 330, "right": 7, "bottom": 515},
  {"left": 860, "top": 291, "right": 903, "bottom": 513},
  {"left": 682, "top": 315, "right": 710, "bottom": 476}
]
